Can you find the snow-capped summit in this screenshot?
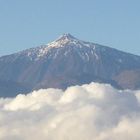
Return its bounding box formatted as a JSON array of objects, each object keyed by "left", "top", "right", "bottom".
[
  {"left": 57, "top": 33, "right": 77, "bottom": 41},
  {"left": 16, "top": 34, "right": 96, "bottom": 61},
  {"left": 47, "top": 33, "right": 74, "bottom": 48},
  {"left": 0, "top": 34, "right": 140, "bottom": 97},
  {"left": 47, "top": 33, "right": 87, "bottom": 48}
]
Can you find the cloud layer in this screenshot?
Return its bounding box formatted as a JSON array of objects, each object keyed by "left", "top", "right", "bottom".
[{"left": 0, "top": 82, "right": 140, "bottom": 140}]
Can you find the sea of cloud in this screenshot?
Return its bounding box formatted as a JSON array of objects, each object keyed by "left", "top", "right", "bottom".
[{"left": 0, "top": 82, "right": 140, "bottom": 140}]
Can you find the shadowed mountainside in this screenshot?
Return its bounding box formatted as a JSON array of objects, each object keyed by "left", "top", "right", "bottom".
[{"left": 0, "top": 34, "right": 140, "bottom": 97}]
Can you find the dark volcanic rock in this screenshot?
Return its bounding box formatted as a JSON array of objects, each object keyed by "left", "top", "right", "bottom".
[{"left": 0, "top": 33, "right": 140, "bottom": 97}]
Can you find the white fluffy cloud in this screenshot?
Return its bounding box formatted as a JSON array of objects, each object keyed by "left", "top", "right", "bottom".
[{"left": 0, "top": 82, "right": 140, "bottom": 140}]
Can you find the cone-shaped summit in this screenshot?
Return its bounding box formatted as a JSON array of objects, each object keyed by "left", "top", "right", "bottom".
[{"left": 0, "top": 34, "right": 140, "bottom": 97}]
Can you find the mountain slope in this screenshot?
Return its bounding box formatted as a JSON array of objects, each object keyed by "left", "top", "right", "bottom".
[{"left": 0, "top": 33, "right": 140, "bottom": 97}]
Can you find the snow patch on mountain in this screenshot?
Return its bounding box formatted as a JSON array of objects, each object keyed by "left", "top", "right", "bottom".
[{"left": 16, "top": 34, "right": 99, "bottom": 61}]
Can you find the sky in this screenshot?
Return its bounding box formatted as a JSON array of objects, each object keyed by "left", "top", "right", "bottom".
[{"left": 0, "top": 0, "right": 140, "bottom": 56}]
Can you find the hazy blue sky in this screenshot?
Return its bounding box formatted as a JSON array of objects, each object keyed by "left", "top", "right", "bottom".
[{"left": 0, "top": 0, "right": 140, "bottom": 56}]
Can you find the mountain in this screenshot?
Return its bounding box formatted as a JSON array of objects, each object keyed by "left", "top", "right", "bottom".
[{"left": 0, "top": 33, "right": 140, "bottom": 97}]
